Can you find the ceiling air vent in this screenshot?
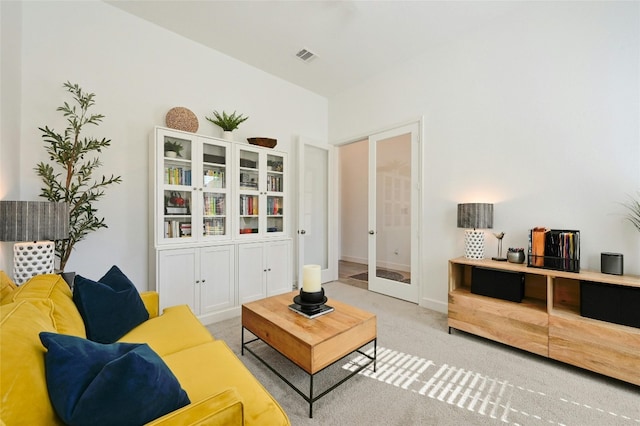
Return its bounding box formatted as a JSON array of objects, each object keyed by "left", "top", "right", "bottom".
[{"left": 296, "top": 48, "right": 317, "bottom": 63}]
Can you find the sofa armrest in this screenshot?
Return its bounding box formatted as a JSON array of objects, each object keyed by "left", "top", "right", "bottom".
[
  {"left": 145, "top": 388, "right": 244, "bottom": 426},
  {"left": 140, "top": 291, "right": 159, "bottom": 318}
]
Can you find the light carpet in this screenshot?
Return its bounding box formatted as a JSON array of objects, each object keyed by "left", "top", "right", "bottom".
[{"left": 206, "top": 281, "right": 639, "bottom": 425}]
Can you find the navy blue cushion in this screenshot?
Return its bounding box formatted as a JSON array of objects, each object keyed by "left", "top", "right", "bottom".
[
  {"left": 73, "top": 265, "right": 149, "bottom": 343},
  {"left": 40, "top": 332, "right": 190, "bottom": 426}
]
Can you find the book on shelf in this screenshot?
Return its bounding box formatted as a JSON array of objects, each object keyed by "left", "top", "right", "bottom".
[
  {"left": 204, "top": 170, "right": 225, "bottom": 188},
  {"left": 166, "top": 206, "right": 188, "bottom": 215},
  {"left": 239, "top": 195, "right": 259, "bottom": 215},
  {"left": 163, "top": 220, "right": 192, "bottom": 238},
  {"left": 203, "top": 194, "right": 225, "bottom": 216},
  {"left": 164, "top": 167, "right": 192, "bottom": 186},
  {"left": 267, "top": 197, "right": 282, "bottom": 216},
  {"left": 267, "top": 175, "right": 282, "bottom": 192},
  {"left": 203, "top": 154, "right": 225, "bottom": 164}
]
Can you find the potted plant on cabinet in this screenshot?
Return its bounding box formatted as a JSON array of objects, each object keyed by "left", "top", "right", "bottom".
[
  {"left": 34, "top": 81, "right": 122, "bottom": 278},
  {"left": 205, "top": 110, "right": 248, "bottom": 140},
  {"left": 164, "top": 140, "right": 183, "bottom": 158}
]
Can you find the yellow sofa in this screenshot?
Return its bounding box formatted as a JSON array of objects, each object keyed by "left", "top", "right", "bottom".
[{"left": 0, "top": 272, "right": 289, "bottom": 426}]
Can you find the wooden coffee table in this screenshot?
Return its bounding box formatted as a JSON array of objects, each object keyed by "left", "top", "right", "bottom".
[{"left": 241, "top": 290, "right": 377, "bottom": 418}]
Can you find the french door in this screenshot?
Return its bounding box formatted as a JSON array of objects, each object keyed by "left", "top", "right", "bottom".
[
  {"left": 368, "top": 123, "right": 420, "bottom": 302},
  {"left": 297, "top": 139, "right": 336, "bottom": 285}
]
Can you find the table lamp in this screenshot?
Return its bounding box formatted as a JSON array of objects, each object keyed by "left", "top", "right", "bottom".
[
  {"left": 0, "top": 201, "right": 69, "bottom": 284},
  {"left": 457, "top": 203, "right": 493, "bottom": 260}
]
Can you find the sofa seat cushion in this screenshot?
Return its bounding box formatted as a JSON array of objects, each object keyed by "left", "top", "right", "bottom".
[
  {"left": 40, "top": 332, "right": 190, "bottom": 426},
  {"left": 119, "top": 305, "right": 214, "bottom": 357},
  {"left": 74, "top": 266, "right": 149, "bottom": 343},
  {"left": 1, "top": 300, "right": 63, "bottom": 425},
  {"left": 9, "top": 273, "right": 86, "bottom": 337},
  {"left": 146, "top": 388, "right": 244, "bottom": 426},
  {"left": 161, "top": 340, "right": 289, "bottom": 426}
]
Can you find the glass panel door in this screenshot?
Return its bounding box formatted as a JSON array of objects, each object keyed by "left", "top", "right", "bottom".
[
  {"left": 202, "top": 141, "right": 228, "bottom": 237},
  {"left": 266, "top": 153, "right": 284, "bottom": 234},
  {"left": 368, "top": 123, "right": 419, "bottom": 303},
  {"left": 297, "top": 143, "right": 333, "bottom": 282},
  {"left": 238, "top": 148, "right": 260, "bottom": 236},
  {"left": 162, "top": 135, "right": 193, "bottom": 241}
]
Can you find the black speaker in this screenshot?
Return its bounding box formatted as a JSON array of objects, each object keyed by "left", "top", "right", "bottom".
[
  {"left": 471, "top": 267, "right": 524, "bottom": 303},
  {"left": 601, "top": 252, "right": 623, "bottom": 275},
  {"left": 581, "top": 281, "right": 640, "bottom": 329}
]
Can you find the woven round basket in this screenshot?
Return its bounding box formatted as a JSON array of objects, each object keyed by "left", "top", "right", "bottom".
[{"left": 165, "top": 107, "right": 199, "bottom": 133}]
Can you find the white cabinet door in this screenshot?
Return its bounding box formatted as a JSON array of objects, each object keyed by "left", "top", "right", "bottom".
[
  {"left": 238, "top": 242, "right": 267, "bottom": 304},
  {"left": 158, "top": 248, "right": 197, "bottom": 313},
  {"left": 199, "top": 245, "right": 235, "bottom": 315},
  {"left": 238, "top": 240, "right": 292, "bottom": 303},
  {"left": 266, "top": 240, "right": 292, "bottom": 296}
]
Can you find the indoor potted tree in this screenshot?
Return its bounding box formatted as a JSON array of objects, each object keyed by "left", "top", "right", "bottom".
[
  {"left": 35, "top": 81, "right": 122, "bottom": 276},
  {"left": 205, "top": 110, "right": 248, "bottom": 140}
]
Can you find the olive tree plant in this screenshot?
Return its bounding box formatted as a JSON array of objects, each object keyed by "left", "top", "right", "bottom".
[
  {"left": 35, "top": 82, "right": 122, "bottom": 271},
  {"left": 622, "top": 191, "right": 640, "bottom": 232}
]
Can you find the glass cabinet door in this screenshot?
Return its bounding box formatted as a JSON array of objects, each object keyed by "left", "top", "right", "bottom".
[
  {"left": 266, "top": 153, "right": 285, "bottom": 234},
  {"left": 238, "top": 148, "right": 261, "bottom": 236},
  {"left": 236, "top": 146, "right": 286, "bottom": 238},
  {"left": 201, "top": 141, "right": 228, "bottom": 238},
  {"left": 162, "top": 135, "right": 194, "bottom": 241}
]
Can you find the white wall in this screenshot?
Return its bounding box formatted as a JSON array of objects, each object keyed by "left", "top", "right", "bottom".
[
  {"left": 330, "top": 2, "right": 640, "bottom": 312},
  {"left": 339, "top": 140, "right": 368, "bottom": 264},
  {"left": 0, "top": 1, "right": 23, "bottom": 271},
  {"left": 3, "top": 1, "right": 327, "bottom": 289}
]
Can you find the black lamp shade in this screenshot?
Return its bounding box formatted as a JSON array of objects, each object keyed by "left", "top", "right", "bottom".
[
  {"left": 0, "top": 201, "right": 69, "bottom": 242},
  {"left": 457, "top": 203, "right": 493, "bottom": 229}
]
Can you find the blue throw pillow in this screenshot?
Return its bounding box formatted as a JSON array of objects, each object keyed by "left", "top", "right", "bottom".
[
  {"left": 73, "top": 265, "right": 149, "bottom": 343},
  {"left": 40, "top": 332, "right": 190, "bottom": 426}
]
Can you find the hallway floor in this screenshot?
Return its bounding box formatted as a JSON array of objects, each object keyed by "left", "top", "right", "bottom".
[{"left": 338, "top": 260, "right": 411, "bottom": 289}]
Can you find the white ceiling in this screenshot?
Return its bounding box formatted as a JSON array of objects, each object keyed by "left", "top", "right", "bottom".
[{"left": 106, "top": 1, "right": 525, "bottom": 98}]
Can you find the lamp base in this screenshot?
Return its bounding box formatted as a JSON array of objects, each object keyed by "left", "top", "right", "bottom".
[
  {"left": 13, "top": 241, "right": 55, "bottom": 284},
  {"left": 492, "top": 257, "right": 508, "bottom": 262},
  {"left": 464, "top": 230, "right": 485, "bottom": 260}
]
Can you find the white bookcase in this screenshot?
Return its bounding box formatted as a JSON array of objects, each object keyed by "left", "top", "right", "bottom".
[{"left": 149, "top": 127, "right": 292, "bottom": 324}]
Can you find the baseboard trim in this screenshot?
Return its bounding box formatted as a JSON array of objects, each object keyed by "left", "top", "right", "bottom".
[
  {"left": 420, "top": 297, "right": 447, "bottom": 314},
  {"left": 198, "top": 306, "right": 241, "bottom": 325}
]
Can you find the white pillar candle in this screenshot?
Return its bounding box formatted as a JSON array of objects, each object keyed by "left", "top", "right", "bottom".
[{"left": 302, "top": 264, "right": 321, "bottom": 293}]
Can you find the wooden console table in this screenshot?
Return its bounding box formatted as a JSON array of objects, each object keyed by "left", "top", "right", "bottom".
[{"left": 448, "top": 257, "right": 640, "bottom": 386}]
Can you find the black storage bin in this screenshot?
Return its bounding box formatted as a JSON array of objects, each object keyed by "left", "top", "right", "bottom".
[
  {"left": 471, "top": 267, "right": 525, "bottom": 303},
  {"left": 580, "top": 281, "right": 640, "bottom": 329}
]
